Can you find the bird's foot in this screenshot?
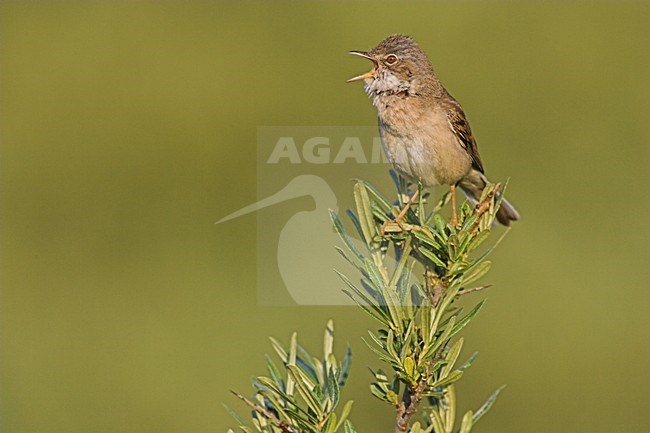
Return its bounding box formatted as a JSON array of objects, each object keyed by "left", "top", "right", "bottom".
[{"left": 380, "top": 190, "right": 419, "bottom": 235}]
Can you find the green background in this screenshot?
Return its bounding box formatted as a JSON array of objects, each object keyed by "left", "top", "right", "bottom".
[{"left": 1, "top": 1, "right": 648, "bottom": 432}]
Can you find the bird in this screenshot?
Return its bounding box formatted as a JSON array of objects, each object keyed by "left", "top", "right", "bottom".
[{"left": 347, "top": 34, "right": 519, "bottom": 226}]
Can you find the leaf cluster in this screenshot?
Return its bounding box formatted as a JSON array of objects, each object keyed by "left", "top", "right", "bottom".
[
  {"left": 227, "top": 172, "right": 513, "bottom": 433},
  {"left": 227, "top": 321, "right": 356, "bottom": 433},
  {"left": 330, "top": 174, "right": 510, "bottom": 433}
]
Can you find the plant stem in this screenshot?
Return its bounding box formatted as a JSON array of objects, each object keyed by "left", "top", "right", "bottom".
[
  {"left": 394, "top": 383, "right": 423, "bottom": 433},
  {"left": 230, "top": 390, "right": 298, "bottom": 433},
  {"left": 457, "top": 285, "right": 492, "bottom": 296},
  {"left": 469, "top": 183, "right": 501, "bottom": 233}
]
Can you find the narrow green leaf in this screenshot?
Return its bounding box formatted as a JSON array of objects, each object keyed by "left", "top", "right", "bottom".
[
  {"left": 354, "top": 182, "right": 378, "bottom": 246},
  {"left": 423, "top": 316, "right": 456, "bottom": 361},
  {"left": 286, "top": 365, "right": 323, "bottom": 418},
  {"left": 448, "top": 233, "right": 460, "bottom": 260},
  {"left": 296, "top": 344, "right": 319, "bottom": 382},
  {"left": 324, "top": 320, "right": 334, "bottom": 365},
  {"left": 430, "top": 286, "right": 460, "bottom": 335},
  {"left": 340, "top": 344, "right": 352, "bottom": 387},
  {"left": 418, "top": 246, "right": 448, "bottom": 269},
  {"left": 223, "top": 403, "right": 248, "bottom": 427},
  {"left": 286, "top": 332, "right": 297, "bottom": 396},
  {"left": 334, "top": 247, "right": 364, "bottom": 274},
  {"left": 366, "top": 330, "right": 385, "bottom": 351},
  {"left": 255, "top": 376, "right": 291, "bottom": 401},
  {"left": 444, "top": 385, "right": 456, "bottom": 433},
  {"left": 342, "top": 289, "right": 390, "bottom": 327},
  {"left": 362, "top": 337, "right": 394, "bottom": 364},
  {"left": 421, "top": 422, "right": 435, "bottom": 433},
  {"left": 493, "top": 179, "right": 510, "bottom": 223},
  {"left": 434, "top": 214, "right": 448, "bottom": 238},
  {"left": 390, "top": 374, "right": 401, "bottom": 399},
  {"left": 369, "top": 383, "right": 390, "bottom": 403},
  {"left": 314, "top": 358, "right": 326, "bottom": 388},
  {"left": 441, "top": 338, "right": 464, "bottom": 379},
  {"left": 472, "top": 385, "right": 506, "bottom": 425},
  {"left": 363, "top": 259, "right": 403, "bottom": 331},
  {"left": 459, "top": 410, "right": 473, "bottom": 433},
  {"left": 250, "top": 417, "right": 262, "bottom": 432},
  {"left": 255, "top": 389, "right": 293, "bottom": 423},
  {"left": 428, "top": 404, "right": 446, "bottom": 433},
  {"left": 231, "top": 428, "right": 251, "bottom": 433},
  {"left": 264, "top": 355, "right": 284, "bottom": 391},
  {"left": 402, "top": 320, "right": 416, "bottom": 352},
  {"left": 388, "top": 238, "right": 412, "bottom": 289},
  {"left": 326, "top": 369, "right": 340, "bottom": 408},
  {"left": 449, "top": 300, "right": 486, "bottom": 339},
  {"left": 323, "top": 413, "right": 337, "bottom": 433},
  {"left": 290, "top": 361, "right": 317, "bottom": 390},
  {"left": 403, "top": 356, "right": 416, "bottom": 379},
  {"left": 336, "top": 271, "right": 390, "bottom": 325},
  {"left": 412, "top": 229, "right": 444, "bottom": 251},
  {"left": 362, "top": 258, "right": 386, "bottom": 293},
  {"left": 471, "top": 227, "right": 511, "bottom": 267},
  {"left": 385, "top": 330, "right": 400, "bottom": 361},
  {"left": 343, "top": 419, "right": 356, "bottom": 433},
  {"left": 352, "top": 178, "right": 393, "bottom": 210},
  {"left": 458, "top": 352, "right": 478, "bottom": 371},
  {"left": 269, "top": 337, "right": 288, "bottom": 363},
  {"left": 459, "top": 213, "right": 479, "bottom": 233},
  {"left": 283, "top": 402, "right": 320, "bottom": 426},
  {"left": 431, "top": 369, "right": 463, "bottom": 389},
  {"left": 418, "top": 307, "right": 432, "bottom": 346},
  {"left": 345, "top": 209, "right": 364, "bottom": 241},
  {"left": 371, "top": 200, "right": 390, "bottom": 222},
  {"left": 433, "top": 230, "right": 449, "bottom": 252},
  {"left": 330, "top": 210, "right": 364, "bottom": 260},
  {"left": 334, "top": 400, "right": 354, "bottom": 432},
  {"left": 466, "top": 229, "right": 490, "bottom": 253},
  {"left": 461, "top": 260, "right": 491, "bottom": 285},
  {"left": 418, "top": 190, "right": 426, "bottom": 228}
]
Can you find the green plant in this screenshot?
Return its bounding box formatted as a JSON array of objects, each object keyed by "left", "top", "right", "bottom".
[
  {"left": 226, "top": 320, "right": 355, "bottom": 433},
  {"left": 228, "top": 173, "right": 512, "bottom": 433}
]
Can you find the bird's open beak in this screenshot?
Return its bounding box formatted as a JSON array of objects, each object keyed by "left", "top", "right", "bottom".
[{"left": 347, "top": 51, "right": 378, "bottom": 83}]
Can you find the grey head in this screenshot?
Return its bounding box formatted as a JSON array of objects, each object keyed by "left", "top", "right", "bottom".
[{"left": 347, "top": 34, "right": 442, "bottom": 97}]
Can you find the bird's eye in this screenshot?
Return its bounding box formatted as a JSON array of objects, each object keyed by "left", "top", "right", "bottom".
[{"left": 385, "top": 54, "right": 399, "bottom": 65}]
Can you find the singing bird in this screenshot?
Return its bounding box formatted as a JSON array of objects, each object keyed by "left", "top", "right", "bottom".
[{"left": 348, "top": 34, "right": 519, "bottom": 226}]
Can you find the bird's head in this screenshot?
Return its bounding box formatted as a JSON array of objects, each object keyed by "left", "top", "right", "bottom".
[{"left": 347, "top": 34, "right": 436, "bottom": 97}]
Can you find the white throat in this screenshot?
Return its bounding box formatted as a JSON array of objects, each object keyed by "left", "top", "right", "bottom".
[{"left": 363, "top": 69, "right": 411, "bottom": 97}]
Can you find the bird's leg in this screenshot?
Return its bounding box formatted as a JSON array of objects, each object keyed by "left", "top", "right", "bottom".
[
  {"left": 450, "top": 184, "right": 458, "bottom": 227},
  {"left": 396, "top": 189, "right": 419, "bottom": 223},
  {"left": 381, "top": 190, "right": 419, "bottom": 234}
]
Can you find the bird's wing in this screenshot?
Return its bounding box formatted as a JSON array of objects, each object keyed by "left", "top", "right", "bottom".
[{"left": 444, "top": 98, "right": 485, "bottom": 174}]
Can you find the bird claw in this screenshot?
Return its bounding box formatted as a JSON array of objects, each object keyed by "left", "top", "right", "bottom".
[{"left": 380, "top": 190, "right": 420, "bottom": 235}]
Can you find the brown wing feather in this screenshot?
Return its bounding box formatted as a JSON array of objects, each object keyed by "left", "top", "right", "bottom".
[{"left": 443, "top": 98, "right": 485, "bottom": 174}]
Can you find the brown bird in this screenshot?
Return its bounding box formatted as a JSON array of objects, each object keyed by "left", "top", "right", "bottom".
[{"left": 348, "top": 34, "right": 519, "bottom": 226}]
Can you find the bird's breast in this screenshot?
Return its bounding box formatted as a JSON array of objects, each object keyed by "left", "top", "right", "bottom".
[{"left": 375, "top": 96, "right": 472, "bottom": 187}]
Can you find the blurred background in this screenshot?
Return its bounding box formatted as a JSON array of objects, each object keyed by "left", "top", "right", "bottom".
[{"left": 1, "top": 1, "right": 648, "bottom": 432}]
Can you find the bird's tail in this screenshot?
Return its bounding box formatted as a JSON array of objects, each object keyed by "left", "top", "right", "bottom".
[{"left": 458, "top": 169, "right": 520, "bottom": 226}]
